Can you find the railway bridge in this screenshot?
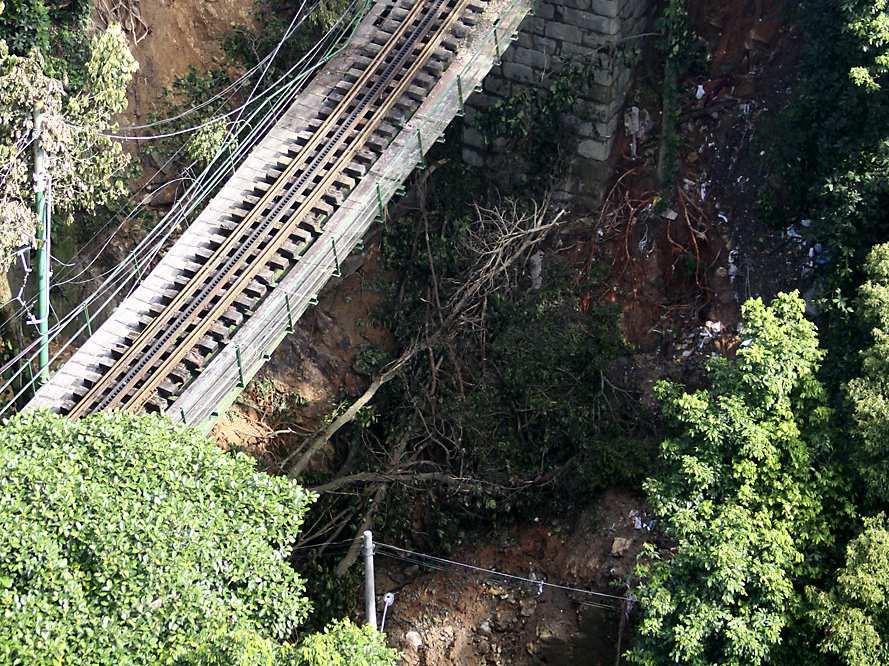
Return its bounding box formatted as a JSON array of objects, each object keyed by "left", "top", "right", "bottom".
[{"left": 25, "top": 0, "right": 648, "bottom": 426}]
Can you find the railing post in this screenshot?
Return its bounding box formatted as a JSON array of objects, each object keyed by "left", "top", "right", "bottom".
[
  {"left": 416, "top": 128, "right": 426, "bottom": 170},
  {"left": 332, "top": 237, "right": 341, "bottom": 277},
  {"left": 285, "top": 293, "right": 294, "bottom": 333},
  {"left": 235, "top": 346, "right": 245, "bottom": 388}
]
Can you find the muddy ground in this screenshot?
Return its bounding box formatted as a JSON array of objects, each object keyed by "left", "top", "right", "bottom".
[{"left": 378, "top": 489, "right": 652, "bottom": 666}]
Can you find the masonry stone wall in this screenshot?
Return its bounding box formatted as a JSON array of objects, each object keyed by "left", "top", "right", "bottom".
[{"left": 463, "top": 0, "right": 652, "bottom": 209}]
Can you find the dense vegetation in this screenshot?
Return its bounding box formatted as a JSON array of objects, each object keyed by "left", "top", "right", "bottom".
[
  {"left": 0, "top": 411, "right": 396, "bottom": 665},
  {"left": 628, "top": 1, "right": 889, "bottom": 664},
  {"left": 2, "top": 0, "right": 889, "bottom": 662}
]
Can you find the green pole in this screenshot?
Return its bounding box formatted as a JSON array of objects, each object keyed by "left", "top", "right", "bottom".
[{"left": 33, "top": 107, "right": 49, "bottom": 385}]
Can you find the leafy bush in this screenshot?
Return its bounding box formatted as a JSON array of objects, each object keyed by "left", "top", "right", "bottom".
[
  {"left": 629, "top": 293, "right": 837, "bottom": 666},
  {"left": 810, "top": 513, "right": 889, "bottom": 666},
  {"left": 292, "top": 619, "right": 398, "bottom": 666},
  {"left": 0, "top": 0, "right": 50, "bottom": 55},
  {"left": 0, "top": 411, "right": 315, "bottom": 665},
  {"left": 847, "top": 243, "right": 889, "bottom": 506}
]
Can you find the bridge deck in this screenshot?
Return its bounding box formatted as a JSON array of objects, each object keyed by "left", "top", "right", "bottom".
[{"left": 27, "top": 0, "right": 531, "bottom": 426}]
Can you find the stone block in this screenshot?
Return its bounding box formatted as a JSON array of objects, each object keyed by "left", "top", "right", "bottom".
[
  {"left": 582, "top": 32, "right": 613, "bottom": 50},
  {"left": 511, "top": 46, "right": 551, "bottom": 71},
  {"left": 577, "top": 138, "right": 611, "bottom": 161},
  {"left": 544, "top": 21, "right": 583, "bottom": 44},
  {"left": 576, "top": 120, "right": 596, "bottom": 138},
  {"left": 537, "top": 1, "right": 556, "bottom": 20},
  {"left": 560, "top": 41, "right": 593, "bottom": 60},
  {"left": 564, "top": 0, "right": 592, "bottom": 9},
  {"left": 532, "top": 34, "right": 560, "bottom": 55},
  {"left": 595, "top": 111, "right": 621, "bottom": 139},
  {"left": 592, "top": 0, "right": 620, "bottom": 17},
  {"left": 502, "top": 61, "right": 537, "bottom": 85},
  {"left": 521, "top": 16, "right": 547, "bottom": 37},
  {"left": 593, "top": 63, "right": 617, "bottom": 86},
  {"left": 561, "top": 8, "right": 619, "bottom": 36},
  {"left": 484, "top": 75, "right": 511, "bottom": 97},
  {"left": 516, "top": 31, "right": 534, "bottom": 49}
]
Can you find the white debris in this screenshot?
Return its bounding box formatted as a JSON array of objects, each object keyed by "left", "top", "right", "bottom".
[
  {"left": 695, "top": 84, "right": 706, "bottom": 99},
  {"left": 405, "top": 631, "right": 423, "bottom": 650}
]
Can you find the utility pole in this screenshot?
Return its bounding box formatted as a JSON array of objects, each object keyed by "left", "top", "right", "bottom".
[
  {"left": 363, "top": 530, "right": 377, "bottom": 630},
  {"left": 33, "top": 106, "right": 50, "bottom": 384}
]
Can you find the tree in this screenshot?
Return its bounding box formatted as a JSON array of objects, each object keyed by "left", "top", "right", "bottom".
[
  {"left": 0, "top": 21, "right": 137, "bottom": 319},
  {"left": 0, "top": 410, "right": 313, "bottom": 663},
  {"left": 845, "top": 0, "right": 889, "bottom": 90},
  {"left": 628, "top": 293, "right": 834, "bottom": 666},
  {"left": 0, "top": 410, "right": 398, "bottom": 665},
  {"left": 847, "top": 243, "right": 889, "bottom": 506},
  {"left": 810, "top": 514, "right": 889, "bottom": 666}
]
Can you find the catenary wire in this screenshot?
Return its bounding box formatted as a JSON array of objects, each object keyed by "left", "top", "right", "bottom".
[
  {"left": 375, "top": 543, "right": 631, "bottom": 603},
  {"left": 0, "top": 1, "right": 368, "bottom": 411}
]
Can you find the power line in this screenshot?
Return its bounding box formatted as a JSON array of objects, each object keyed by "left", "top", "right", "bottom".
[
  {"left": 111, "top": 0, "right": 324, "bottom": 132},
  {"left": 0, "top": 0, "right": 363, "bottom": 332},
  {"left": 375, "top": 542, "right": 630, "bottom": 603},
  {"left": 0, "top": 0, "right": 369, "bottom": 413}
]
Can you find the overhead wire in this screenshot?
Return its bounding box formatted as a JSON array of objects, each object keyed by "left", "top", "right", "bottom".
[
  {"left": 110, "top": 0, "right": 324, "bottom": 132},
  {"left": 375, "top": 542, "right": 630, "bottom": 604},
  {"left": 0, "top": 0, "right": 362, "bottom": 329},
  {"left": 0, "top": 0, "right": 369, "bottom": 414}
]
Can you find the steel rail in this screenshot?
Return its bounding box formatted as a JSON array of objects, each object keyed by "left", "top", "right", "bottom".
[
  {"left": 121, "top": 0, "right": 473, "bottom": 413},
  {"left": 67, "top": 0, "right": 434, "bottom": 418},
  {"left": 69, "top": 0, "right": 473, "bottom": 417}
]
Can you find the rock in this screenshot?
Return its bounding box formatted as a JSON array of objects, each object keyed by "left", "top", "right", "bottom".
[
  {"left": 479, "top": 620, "right": 492, "bottom": 635},
  {"left": 405, "top": 630, "right": 423, "bottom": 650},
  {"left": 519, "top": 598, "right": 537, "bottom": 617},
  {"left": 611, "top": 537, "right": 632, "bottom": 557},
  {"left": 494, "top": 607, "right": 518, "bottom": 630}
]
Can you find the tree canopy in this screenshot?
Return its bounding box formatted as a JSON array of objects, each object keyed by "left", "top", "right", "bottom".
[
  {"left": 0, "top": 410, "right": 397, "bottom": 665},
  {"left": 0, "top": 21, "right": 136, "bottom": 272},
  {"left": 629, "top": 293, "right": 835, "bottom": 666},
  {"left": 847, "top": 243, "right": 889, "bottom": 505},
  {"left": 810, "top": 513, "right": 889, "bottom": 666},
  {"left": 0, "top": 410, "right": 315, "bottom": 663}
]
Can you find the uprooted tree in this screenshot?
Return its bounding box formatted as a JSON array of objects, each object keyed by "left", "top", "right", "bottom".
[{"left": 277, "top": 187, "right": 647, "bottom": 578}]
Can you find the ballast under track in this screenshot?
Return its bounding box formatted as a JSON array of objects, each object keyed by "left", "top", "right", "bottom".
[{"left": 63, "top": 0, "right": 483, "bottom": 418}]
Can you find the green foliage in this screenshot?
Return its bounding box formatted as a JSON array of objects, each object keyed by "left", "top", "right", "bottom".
[
  {"left": 0, "top": 0, "right": 92, "bottom": 86},
  {"left": 654, "top": 0, "right": 698, "bottom": 191},
  {"left": 845, "top": 0, "right": 889, "bottom": 90},
  {"left": 810, "top": 514, "right": 889, "bottom": 666},
  {"left": 476, "top": 53, "right": 629, "bottom": 188},
  {"left": 629, "top": 293, "right": 837, "bottom": 666},
  {"left": 765, "top": 0, "right": 889, "bottom": 305},
  {"left": 0, "top": 0, "right": 49, "bottom": 55},
  {"left": 459, "top": 277, "right": 644, "bottom": 499},
  {"left": 0, "top": 410, "right": 315, "bottom": 665},
  {"left": 0, "top": 23, "right": 137, "bottom": 271},
  {"left": 292, "top": 619, "right": 398, "bottom": 666},
  {"left": 224, "top": 0, "right": 355, "bottom": 80},
  {"left": 847, "top": 243, "right": 889, "bottom": 506}
]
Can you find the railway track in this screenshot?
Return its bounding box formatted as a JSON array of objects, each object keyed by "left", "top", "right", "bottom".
[{"left": 63, "top": 0, "right": 485, "bottom": 418}]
